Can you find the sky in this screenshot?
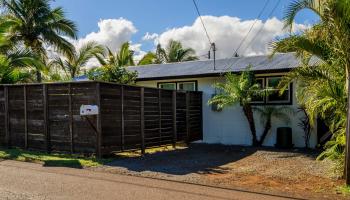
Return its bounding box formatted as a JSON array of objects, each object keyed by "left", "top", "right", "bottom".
[{"left": 51, "top": 0, "right": 319, "bottom": 63}]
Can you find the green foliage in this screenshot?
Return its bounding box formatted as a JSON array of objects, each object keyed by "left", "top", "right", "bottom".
[
  {"left": 87, "top": 42, "right": 137, "bottom": 84},
  {"left": 87, "top": 64, "right": 137, "bottom": 84},
  {"left": 50, "top": 41, "right": 105, "bottom": 79},
  {"left": 138, "top": 40, "right": 198, "bottom": 65},
  {"left": 208, "top": 67, "right": 264, "bottom": 108},
  {"left": 138, "top": 52, "right": 159, "bottom": 65},
  {"left": 0, "top": 36, "right": 44, "bottom": 83},
  {"left": 0, "top": 148, "right": 111, "bottom": 168},
  {"left": 0, "top": 0, "right": 78, "bottom": 82},
  {"left": 208, "top": 67, "right": 266, "bottom": 146},
  {"left": 273, "top": 0, "right": 350, "bottom": 172}
]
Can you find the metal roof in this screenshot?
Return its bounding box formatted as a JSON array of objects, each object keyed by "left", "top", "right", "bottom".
[{"left": 127, "top": 53, "right": 314, "bottom": 81}]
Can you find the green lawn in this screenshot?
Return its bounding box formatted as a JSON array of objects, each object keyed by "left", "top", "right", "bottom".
[{"left": 0, "top": 148, "right": 112, "bottom": 168}]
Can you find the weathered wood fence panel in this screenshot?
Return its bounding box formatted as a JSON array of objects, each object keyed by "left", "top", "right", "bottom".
[{"left": 0, "top": 81, "right": 203, "bottom": 157}]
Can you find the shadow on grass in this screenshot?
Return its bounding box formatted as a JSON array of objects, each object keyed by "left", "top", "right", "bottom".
[
  {"left": 0, "top": 148, "right": 108, "bottom": 168},
  {"left": 43, "top": 159, "right": 83, "bottom": 169}
]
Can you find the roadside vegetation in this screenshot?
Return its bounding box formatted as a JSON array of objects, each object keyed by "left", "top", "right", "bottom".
[{"left": 0, "top": 148, "right": 111, "bottom": 168}]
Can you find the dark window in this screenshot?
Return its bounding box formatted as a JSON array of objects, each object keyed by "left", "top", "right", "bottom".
[
  {"left": 266, "top": 77, "right": 290, "bottom": 103},
  {"left": 250, "top": 76, "right": 292, "bottom": 105},
  {"left": 251, "top": 78, "right": 264, "bottom": 103},
  {"left": 158, "top": 81, "right": 197, "bottom": 91},
  {"left": 178, "top": 82, "right": 196, "bottom": 91},
  {"left": 159, "top": 83, "right": 176, "bottom": 90}
]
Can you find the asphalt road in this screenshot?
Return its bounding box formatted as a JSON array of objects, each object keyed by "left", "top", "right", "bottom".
[{"left": 0, "top": 160, "right": 300, "bottom": 200}]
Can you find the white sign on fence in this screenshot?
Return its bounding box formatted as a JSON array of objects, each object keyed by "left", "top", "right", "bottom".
[{"left": 80, "top": 105, "right": 99, "bottom": 116}]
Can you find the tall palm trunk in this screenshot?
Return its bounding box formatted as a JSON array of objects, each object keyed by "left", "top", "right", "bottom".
[
  {"left": 345, "top": 66, "right": 350, "bottom": 184},
  {"left": 242, "top": 105, "right": 258, "bottom": 146},
  {"left": 31, "top": 44, "right": 43, "bottom": 83}
]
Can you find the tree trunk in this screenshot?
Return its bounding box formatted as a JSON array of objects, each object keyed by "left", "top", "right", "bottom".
[
  {"left": 258, "top": 119, "right": 271, "bottom": 146},
  {"left": 345, "top": 67, "right": 350, "bottom": 184},
  {"left": 242, "top": 105, "right": 258, "bottom": 146},
  {"left": 36, "top": 70, "right": 42, "bottom": 83}
]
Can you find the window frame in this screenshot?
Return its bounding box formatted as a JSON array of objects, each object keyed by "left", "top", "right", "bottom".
[
  {"left": 250, "top": 77, "right": 265, "bottom": 104},
  {"left": 158, "top": 82, "right": 176, "bottom": 90},
  {"left": 266, "top": 77, "right": 291, "bottom": 104},
  {"left": 250, "top": 75, "right": 293, "bottom": 106},
  {"left": 157, "top": 80, "right": 198, "bottom": 91}
]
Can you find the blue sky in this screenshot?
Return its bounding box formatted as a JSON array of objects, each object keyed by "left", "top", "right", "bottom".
[{"left": 51, "top": 0, "right": 319, "bottom": 60}]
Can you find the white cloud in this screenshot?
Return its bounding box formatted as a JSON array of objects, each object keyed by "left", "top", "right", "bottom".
[
  {"left": 156, "top": 16, "right": 308, "bottom": 59},
  {"left": 75, "top": 18, "right": 138, "bottom": 51},
  {"left": 70, "top": 18, "right": 145, "bottom": 68},
  {"left": 142, "top": 32, "right": 159, "bottom": 41}
]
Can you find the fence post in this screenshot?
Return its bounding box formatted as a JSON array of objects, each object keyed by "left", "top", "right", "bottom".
[
  {"left": 24, "top": 86, "right": 28, "bottom": 149},
  {"left": 43, "top": 84, "right": 50, "bottom": 153},
  {"left": 186, "top": 92, "right": 190, "bottom": 145},
  {"left": 4, "top": 86, "right": 9, "bottom": 147},
  {"left": 172, "top": 90, "right": 177, "bottom": 148},
  {"left": 68, "top": 83, "right": 74, "bottom": 154},
  {"left": 121, "top": 86, "right": 125, "bottom": 150},
  {"left": 96, "top": 83, "right": 102, "bottom": 158},
  {"left": 140, "top": 87, "right": 145, "bottom": 154}
]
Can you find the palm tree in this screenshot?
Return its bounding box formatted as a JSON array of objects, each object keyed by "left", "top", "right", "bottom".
[
  {"left": 98, "top": 42, "right": 135, "bottom": 67},
  {"left": 88, "top": 42, "right": 138, "bottom": 84},
  {"left": 50, "top": 42, "right": 105, "bottom": 79},
  {"left": 208, "top": 68, "right": 265, "bottom": 146},
  {"left": 254, "top": 106, "right": 293, "bottom": 146},
  {"left": 0, "top": 47, "right": 44, "bottom": 83},
  {"left": 137, "top": 40, "right": 198, "bottom": 65},
  {"left": 138, "top": 52, "right": 160, "bottom": 65},
  {"left": 159, "top": 40, "right": 198, "bottom": 63},
  {"left": 272, "top": 0, "right": 350, "bottom": 181},
  {"left": 0, "top": 0, "right": 78, "bottom": 82}
]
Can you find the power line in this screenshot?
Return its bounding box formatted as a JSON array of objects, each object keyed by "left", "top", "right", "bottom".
[
  {"left": 228, "top": 0, "right": 270, "bottom": 58},
  {"left": 240, "top": 0, "right": 282, "bottom": 56},
  {"left": 221, "top": 0, "right": 276, "bottom": 73},
  {"left": 192, "top": 0, "right": 212, "bottom": 46}
]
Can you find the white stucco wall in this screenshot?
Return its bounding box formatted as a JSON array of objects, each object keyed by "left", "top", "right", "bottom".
[{"left": 137, "top": 74, "right": 318, "bottom": 148}]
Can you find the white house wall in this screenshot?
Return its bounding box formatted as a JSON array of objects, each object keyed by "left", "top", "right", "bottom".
[{"left": 136, "top": 75, "right": 318, "bottom": 148}]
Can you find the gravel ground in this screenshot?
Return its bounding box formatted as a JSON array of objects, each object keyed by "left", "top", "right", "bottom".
[{"left": 91, "top": 144, "right": 347, "bottom": 200}]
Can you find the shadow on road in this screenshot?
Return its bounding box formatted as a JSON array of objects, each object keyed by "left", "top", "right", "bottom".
[
  {"left": 105, "top": 144, "right": 257, "bottom": 175},
  {"left": 105, "top": 143, "right": 321, "bottom": 176}
]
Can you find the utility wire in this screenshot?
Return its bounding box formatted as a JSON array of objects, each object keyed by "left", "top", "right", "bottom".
[
  {"left": 228, "top": 0, "right": 270, "bottom": 59},
  {"left": 221, "top": 0, "right": 276, "bottom": 73},
  {"left": 192, "top": 0, "right": 212, "bottom": 46},
  {"left": 239, "top": 0, "right": 281, "bottom": 56}
]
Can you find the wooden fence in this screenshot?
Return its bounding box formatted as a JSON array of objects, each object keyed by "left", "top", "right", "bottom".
[{"left": 0, "top": 81, "right": 203, "bottom": 157}]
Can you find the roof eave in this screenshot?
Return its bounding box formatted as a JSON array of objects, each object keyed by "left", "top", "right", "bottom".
[{"left": 135, "top": 68, "right": 294, "bottom": 81}]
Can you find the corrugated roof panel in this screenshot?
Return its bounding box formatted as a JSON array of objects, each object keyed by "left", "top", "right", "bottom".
[{"left": 127, "top": 53, "right": 309, "bottom": 80}]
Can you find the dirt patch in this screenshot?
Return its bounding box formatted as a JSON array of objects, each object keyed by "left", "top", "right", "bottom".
[{"left": 91, "top": 144, "right": 348, "bottom": 200}]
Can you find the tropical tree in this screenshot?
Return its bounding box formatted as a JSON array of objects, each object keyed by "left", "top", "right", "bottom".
[
  {"left": 138, "top": 52, "right": 159, "bottom": 65},
  {"left": 208, "top": 68, "right": 265, "bottom": 146},
  {"left": 98, "top": 42, "right": 135, "bottom": 67},
  {"left": 159, "top": 40, "right": 198, "bottom": 63},
  {"left": 0, "top": 40, "right": 44, "bottom": 83},
  {"left": 254, "top": 106, "right": 293, "bottom": 146},
  {"left": 0, "top": 0, "right": 77, "bottom": 82},
  {"left": 88, "top": 42, "right": 137, "bottom": 84},
  {"left": 271, "top": 0, "right": 350, "bottom": 179},
  {"left": 50, "top": 42, "right": 105, "bottom": 79}
]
